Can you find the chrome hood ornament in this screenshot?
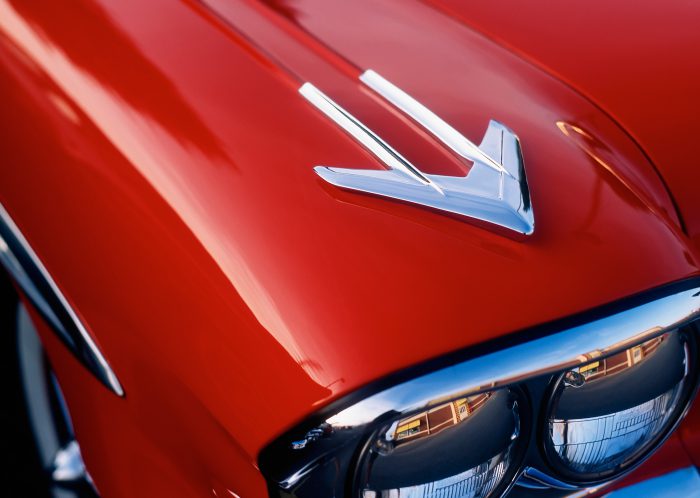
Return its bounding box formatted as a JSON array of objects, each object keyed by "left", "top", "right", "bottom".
[{"left": 300, "top": 70, "right": 534, "bottom": 236}]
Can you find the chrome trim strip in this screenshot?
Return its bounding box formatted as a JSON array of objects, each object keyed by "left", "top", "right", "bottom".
[
  {"left": 52, "top": 440, "right": 87, "bottom": 483},
  {"left": 0, "top": 203, "right": 124, "bottom": 396},
  {"left": 262, "top": 282, "right": 700, "bottom": 492},
  {"left": 300, "top": 71, "right": 534, "bottom": 236},
  {"left": 299, "top": 82, "right": 443, "bottom": 193},
  {"left": 601, "top": 466, "right": 700, "bottom": 498},
  {"left": 327, "top": 285, "right": 700, "bottom": 427},
  {"left": 518, "top": 467, "right": 579, "bottom": 490},
  {"left": 360, "top": 69, "right": 507, "bottom": 175}
]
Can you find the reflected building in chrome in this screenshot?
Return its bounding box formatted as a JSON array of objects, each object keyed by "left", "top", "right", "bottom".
[{"left": 393, "top": 393, "right": 492, "bottom": 444}]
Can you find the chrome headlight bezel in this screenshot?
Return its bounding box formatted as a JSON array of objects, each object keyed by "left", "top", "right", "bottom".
[{"left": 259, "top": 280, "right": 700, "bottom": 498}]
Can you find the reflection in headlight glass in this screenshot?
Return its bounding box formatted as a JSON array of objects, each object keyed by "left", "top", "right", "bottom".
[
  {"left": 545, "top": 332, "right": 689, "bottom": 479},
  {"left": 550, "top": 384, "right": 681, "bottom": 474},
  {"left": 362, "top": 449, "right": 511, "bottom": 498},
  {"left": 358, "top": 390, "right": 520, "bottom": 498}
]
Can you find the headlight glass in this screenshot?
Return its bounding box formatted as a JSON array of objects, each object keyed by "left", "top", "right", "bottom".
[
  {"left": 357, "top": 389, "right": 521, "bottom": 498},
  {"left": 258, "top": 285, "right": 700, "bottom": 498},
  {"left": 543, "top": 331, "right": 690, "bottom": 482}
]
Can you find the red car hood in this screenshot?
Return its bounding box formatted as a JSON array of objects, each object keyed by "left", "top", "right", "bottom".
[
  {"left": 2, "top": 0, "right": 699, "bottom": 463},
  {"left": 426, "top": 0, "right": 700, "bottom": 247},
  {"left": 200, "top": 0, "right": 700, "bottom": 440}
]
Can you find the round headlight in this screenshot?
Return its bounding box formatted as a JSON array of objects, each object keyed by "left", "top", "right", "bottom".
[
  {"left": 543, "top": 331, "right": 693, "bottom": 483},
  {"left": 356, "top": 389, "right": 523, "bottom": 498}
]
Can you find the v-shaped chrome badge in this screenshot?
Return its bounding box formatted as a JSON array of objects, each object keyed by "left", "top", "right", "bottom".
[{"left": 300, "top": 70, "right": 534, "bottom": 236}]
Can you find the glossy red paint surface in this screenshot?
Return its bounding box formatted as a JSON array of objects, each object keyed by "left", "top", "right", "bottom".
[
  {"left": 428, "top": 0, "right": 700, "bottom": 248},
  {"left": 0, "top": 0, "right": 699, "bottom": 496}
]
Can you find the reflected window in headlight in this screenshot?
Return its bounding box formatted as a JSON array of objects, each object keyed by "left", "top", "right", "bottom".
[
  {"left": 358, "top": 389, "right": 521, "bottom": 498},
  {"left": 544, "top": 332, "right": 690, "bottom": 482}
]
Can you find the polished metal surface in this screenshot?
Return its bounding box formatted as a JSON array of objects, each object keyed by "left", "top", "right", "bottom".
[
  {"left": 517, "top": 468, "right": 578, "bottom": 491},
  {"left": 300, "top": 71, "right": 534, "bottom": 236},
  {"left": 359, "top": 70, "right": 507, "bottom": 175},
  {"left": 16, "top": 301, "right": 100, "bottom": 497},
  {"left": 601, "top": 466, "right": 700, "bottom": 498},
  {"left": 52, "top": 441, "right": 88, "bottom": 483},
  {"left": 0, "top": 203, "right": 123, "bottom": 395},
  {"left": 299, "top": 82, "right": 442, "bottom": 192},
  {"left": 262, "top": 283, "right": 699, "bottom": 497},
  {"left": 327, "top": 286, "right": 699, "bottom": 428},
  {"left": 513, "top": 474, "right": 607, "bottom": 498}
]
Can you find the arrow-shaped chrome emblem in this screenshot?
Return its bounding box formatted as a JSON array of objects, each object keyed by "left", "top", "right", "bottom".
[{"left": 300, "top": 70, "right": 534, "bottom": 236}]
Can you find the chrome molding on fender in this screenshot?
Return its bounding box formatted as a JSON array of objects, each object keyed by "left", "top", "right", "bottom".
[
  {"left": 300, "top": 70, "right": 534, "bottom": 236},
  {"left": 0, "top": 203, "right": 123, "bottom": 396}
]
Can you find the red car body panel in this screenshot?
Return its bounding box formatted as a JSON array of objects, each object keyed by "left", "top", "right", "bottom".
[
  {"left": 0, "top": 0, "right": 699, "bottom": 496},
  {"left": 427, "top": 0, "right": 700, "bottom": 248}
]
